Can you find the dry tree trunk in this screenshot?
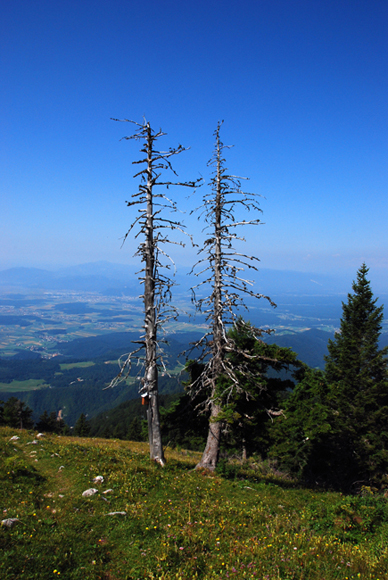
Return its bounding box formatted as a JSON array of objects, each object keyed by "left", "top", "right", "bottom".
[
  {"left": 143, "top": 126, "right": 165, "bottom": 464},
  {"left": 196, "top": 132, "right": 224, "bottom": 470},
  {"left": 191, "top": 122, "right": 274, "bottom": 471},
  {"left": 196, "top": 402, "right": 223, "bottom": 470},
  {"left": 108, "top": 118, "right": 200, "bottom": 466}
]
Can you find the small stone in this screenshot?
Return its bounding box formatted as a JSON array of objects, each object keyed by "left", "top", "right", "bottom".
[
  {"left": 2, "top": 518, "right": 19, "bottom": 528},
  {"left": 82, "top": 488, "right": 98, "bottom": 497}
]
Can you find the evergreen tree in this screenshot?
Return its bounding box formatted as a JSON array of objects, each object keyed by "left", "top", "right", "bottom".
[
  {"left": 160, "top": 386, "right": 209, "bottom": 452},
  {"left": 270, "top": 368, "right": 334, "bottom": 481},
  {"left": 127, "top": 417, "right": 146, "bottom": 442},
  {"left": 325, "top": 263, "right": 388, "bottom": 391},
  {"left": 217, "top": 320, "right": 302, "bottom": 460},
  {"left": 272, "top": 265, "right": 388, "bottom": 490},
  {"left": 36, "top": 410, "right": 57, "bottom": 433},
  {"left": 2, "top": 397, "right": 34, "bottom": 429},
  {"left": 324, "top": 263, "right": 388, "bottom": 488},
  {"left": 174, "top": 321, "right": 302, "bottom": 458},
  {"left": 73, "top": 413, "right": 91, "bottom": 437},
  {"left": 36, "top": 410, "right": 68, "bottom": 434}
]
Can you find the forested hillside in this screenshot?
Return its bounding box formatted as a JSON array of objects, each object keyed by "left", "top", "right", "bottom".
[{"left": 0, "top": 327, "right": 339, "bottom": 425}]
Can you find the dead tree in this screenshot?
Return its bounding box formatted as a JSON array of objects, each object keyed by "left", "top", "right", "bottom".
[
  {"left": 190, "top": 121, "right": 275, "bottom": 471},
  {"left": 107, "top": 118, "right": 200, "bottom": 466}
]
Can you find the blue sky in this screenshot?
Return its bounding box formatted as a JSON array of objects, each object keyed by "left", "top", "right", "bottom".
[{"left": 2, "top": 0, "right": 387, "bottom": 281}]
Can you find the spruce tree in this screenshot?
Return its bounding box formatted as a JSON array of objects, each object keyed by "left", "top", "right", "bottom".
[
  {"left": 36, "top": 410, "right": 58, "bottom": 433},
  {"left": 269, "top": 368, "right": 333, "bottom": 481},
  {"left": 74, "top": 413, "right": 91, "bottom": 437},
  {"left": 2, "top": 397, "right": 34, "bottom": 430},
  {"left": 324, "top": 264, "right": 388, "bottom": 489},
  {"left": 325, "top": 263, "right": 387, "bottom": 391},
  {"left": 271, "top": 265, "right": 388, "bottom": 490}
]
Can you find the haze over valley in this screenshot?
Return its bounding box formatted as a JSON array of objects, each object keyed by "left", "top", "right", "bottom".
[{"left": 1, "top": 261, "right": 387, "bottom": 425}]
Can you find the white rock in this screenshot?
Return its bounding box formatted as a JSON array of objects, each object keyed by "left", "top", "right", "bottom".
[
  {"left": 58, "top": 466, "right": 65, "bottom": 471},
  {"left": 102, "top": 489, "right": 113, "bottom": 494},
  {"left": 82, "top": 488, "right": 98, "bottom": 497},
  {"left": 2, "top": 518, "right": 19, "bottom": 528},
  {"left": 36, "top": 433, "right": 45, "bottom": 438},
  {"left": 93, "top": 476, "right": 104, "bottom": 483},
  {"left": 106, "top": 512, "right": 126, "bottom": 516},
  {"left": 26, "top": 440, "right": 38, "bottom": 445},
  {"left": 9, "top": 436, "right": 20, "bottom": 442}
]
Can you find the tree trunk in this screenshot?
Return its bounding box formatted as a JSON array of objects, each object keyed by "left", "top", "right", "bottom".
[
  {"left": 147, "top": 383, "right": 165, "bottom": 465},
  {"left": 196, "top": 401, "right": 222, "bottom": 470},
  {"left": 197, "top": 134, "right": 224, "bottom": 471},
  {"left": 144, "top": 124, "right": 165, "bottom": 466},
  {"left": 191, "top": 122, "right": 271, "bottom": 473},
  {"left": 110, "top": 119, "right": 198, "bottom": 465}
]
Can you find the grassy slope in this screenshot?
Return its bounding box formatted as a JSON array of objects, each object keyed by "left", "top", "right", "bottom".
[{"left": 1, "top": 427, "right": 388, "bottom": 580}]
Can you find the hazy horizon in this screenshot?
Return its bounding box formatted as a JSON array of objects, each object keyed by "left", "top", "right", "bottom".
[{"left": 1, "top": 259, "right": 388, "bottom": 296}]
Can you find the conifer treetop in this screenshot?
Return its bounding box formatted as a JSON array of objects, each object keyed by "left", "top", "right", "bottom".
[{"left": 325, "top": 263, "right": 388, "bottom": 389}]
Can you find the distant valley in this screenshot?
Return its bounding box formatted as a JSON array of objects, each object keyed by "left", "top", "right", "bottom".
[{"left": 1, "top": 261, "right": 387, "bottom": 425}]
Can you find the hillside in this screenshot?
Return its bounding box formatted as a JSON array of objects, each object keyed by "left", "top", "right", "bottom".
[
  {"left": 264, "top": 328, "right": 333, "bottom": 369},
  {"left": 1, "top": 427, "right": 388, "bottom": 579},
  {"left": 0, "top": 328, "right": 333, "bottom": 426},
  {"left": 1, "top": 264, "right": 387, "bottom": 429}
]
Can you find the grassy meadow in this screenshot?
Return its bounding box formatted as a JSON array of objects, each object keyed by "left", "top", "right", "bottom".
[
  {"left": 59, "top": 362, "right": 96, "bottom": 371},
  {"left": 1, "top": 426, "right": 388, "bottom": 579},
  {"left": 0, "top": 379, "right": 49, "bottom": 393}
]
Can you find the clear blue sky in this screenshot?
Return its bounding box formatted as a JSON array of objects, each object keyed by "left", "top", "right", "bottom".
[{"left": 2, "top": 0, "right": 387, "bottom": 280}]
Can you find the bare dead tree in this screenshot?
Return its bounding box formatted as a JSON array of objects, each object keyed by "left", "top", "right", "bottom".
[
  {"left": 189, "top": 121, "right": 275, "bottom": 471},
  {"left": 107, "top": 118, "right": 200, "bottom": 465}
]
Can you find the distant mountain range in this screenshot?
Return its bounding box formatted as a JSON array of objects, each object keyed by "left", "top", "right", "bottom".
[
  {"left": 1, "top": 260, "right": 385, "bottom": 296},
  {"left": 0, "top": 263, "right": 140, "bottom": 294}
]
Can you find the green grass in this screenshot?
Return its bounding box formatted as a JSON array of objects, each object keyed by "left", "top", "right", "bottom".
[
  {"left": 59, "top": 362, "right": 96, "bottom": 371},
  {"left": 0, "top": 379, "right": 49, "bottom": 392},
  {"left": 1, "top": 427, "right": 388, "bottom": 579}
]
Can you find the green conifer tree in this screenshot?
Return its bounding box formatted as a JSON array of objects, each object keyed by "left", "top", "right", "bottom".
[
  {"left": 36, "top": 410, "right": 57, "bottom": 433},
  {"left": 3, "top": 397, "right": 34, "bottom": 430},
  {"left": 270, "top": 368, "right": 333, "bottom": 481},
  {"left": 271, "top": 265, "right": 388, "bottom": 490},
  {"left": 324, "top": 263, "right": 388, "bottom": 488},
  {"left": 326, "top": 263, "right": 387, "bottom": 391},
  {"left": 73, "top": 413, "right": 91, "bottom": 437}
]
